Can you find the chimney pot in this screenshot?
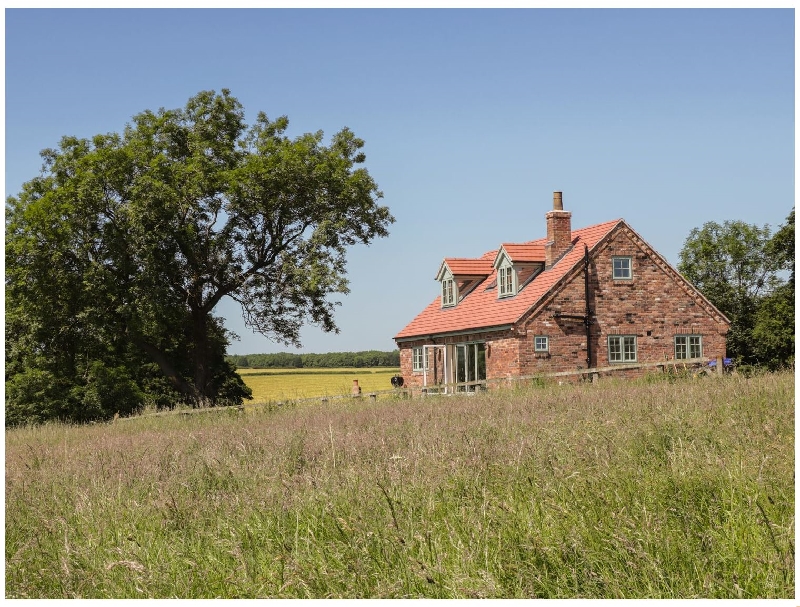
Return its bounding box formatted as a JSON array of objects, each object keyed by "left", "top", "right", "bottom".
[{"left": 553, "top": 191, "right": 563, "bottom": 211}]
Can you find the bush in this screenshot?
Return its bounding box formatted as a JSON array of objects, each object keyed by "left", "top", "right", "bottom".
[
  {"left": 70, "top": 362, "right": 144, "bottom": 422},
  {"left": 5, "top": 368, "right": 66, "bottom": 426}
]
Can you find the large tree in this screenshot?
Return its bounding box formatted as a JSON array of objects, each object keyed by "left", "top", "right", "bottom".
[
  {"left": 751, "top": 209, "right": 795, "bottom": 369},
  {"left": 6, "top": 90, "right": 394, "bottom": 421},
  {"left": 677, "top": 215, "right": 793, "bottom": 367}
]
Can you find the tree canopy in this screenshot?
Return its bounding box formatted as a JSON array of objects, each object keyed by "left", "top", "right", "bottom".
[
  {"left": 6, "top": 90, "right": 394, "bottom": 424},
  {"left": 678, "top": 211, "right": 794, "bottom": 368}
]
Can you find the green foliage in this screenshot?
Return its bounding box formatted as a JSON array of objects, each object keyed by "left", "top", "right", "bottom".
[
  {"left": 5, "top": 368, "right": 67, "bottom": 426},
  {"left": 6, "top": 90, "right": 391, "bottom": 424},
  {"left": 73, "top": 362, "right": 144, "bottom": 422},
  {"left": 227, "top": 349, "right": 401, "bottom": 369},
  {"left": 751, "top": 209, "right": 795, "bottom": 370},
  {"left": 767, "top": 208, "right": 794, "bottom": 282},
  {"left": 678, "top": 211, "right": 794, "bottom": 368},
  {"left": 751, "top": 282, "right": 794, "bottom": 370}
]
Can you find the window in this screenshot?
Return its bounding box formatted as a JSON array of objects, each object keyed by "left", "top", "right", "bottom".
[
  {"left": 675, "top": 335, "right": 702, "bottom": 360},
  {"left": 612, "top": 256, "right": 632, "bottom": 280},
  {"left": 534, "top": 335, "right": 549, "bottom": 352},
  {"left": 608, "top": 335, "right": 637, "bottom": 363},
  {"left": 441, "top": 278, "right": 456, "bottom": 307},
  {"left": 412, "top": 347, "right": 428, "bottom": 371},
  {"left": 499, "top": 265, "right": 515, "bottom": 297}
]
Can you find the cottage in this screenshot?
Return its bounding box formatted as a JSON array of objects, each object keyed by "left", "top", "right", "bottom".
[{"left": 394, "top": 192, "right": 730, "bottom": 391}]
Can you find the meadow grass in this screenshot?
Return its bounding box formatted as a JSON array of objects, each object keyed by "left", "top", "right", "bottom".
[
  {"left": 5, "top": 371, "right": 794, "bottom": 598},
  {"left": 236, "top": 367, "right": 400, "bottom": 402}
]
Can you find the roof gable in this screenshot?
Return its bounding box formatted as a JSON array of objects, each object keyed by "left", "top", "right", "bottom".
[{"left": 610, "top": 223, "right": 731, "bottom": 326}]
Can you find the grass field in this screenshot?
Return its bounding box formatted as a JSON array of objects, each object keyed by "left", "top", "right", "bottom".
[
  {"left": 236, "top": 367, "right": 401, "bottom": 402},
  {"left": 5, "top": 371, "right": 794, "bottom": 598}
]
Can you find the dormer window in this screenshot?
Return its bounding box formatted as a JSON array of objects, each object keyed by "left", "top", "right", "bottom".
[
  {"left": 491, "top": 244, "right": 545, "bottom": 300},
  {"left": 436, "top": 257, "right": 494, "bottom": 308},
  {"left": 441, "top": 277, "right": 456, "bottom": 307},
  {"left": 498, "top": 265, "right": 515, "bottom": 297}
]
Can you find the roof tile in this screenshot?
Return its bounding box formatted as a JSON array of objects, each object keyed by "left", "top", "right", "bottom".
[
  {"left": 441, "top": 257, "right": 495, "bottom": 277},
  {"left": 498, "top": 243, "right": 545, "bottom": 263}
]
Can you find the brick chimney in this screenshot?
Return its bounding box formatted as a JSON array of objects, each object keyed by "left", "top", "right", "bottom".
[{"left": 545, "top": 191, "right": 572, "bottom": 267}]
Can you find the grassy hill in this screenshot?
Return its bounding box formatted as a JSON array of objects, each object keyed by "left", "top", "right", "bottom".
[{"left": 5, "top": 371, "right": 794, "bottom": 598}]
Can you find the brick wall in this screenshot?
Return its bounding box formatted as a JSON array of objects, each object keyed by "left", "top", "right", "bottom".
[{"left": 520, "top": 227, "right": 728, "bottom": 375}]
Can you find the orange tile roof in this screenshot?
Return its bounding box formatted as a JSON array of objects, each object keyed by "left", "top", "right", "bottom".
[
  {"left": 497, "top": 243, "right": 545, "bottom": 264},
  {"left": 440, "top": 257, "right": 495, "bottom": 277},
  {"left": 396, "top": 219, "right": 622, "bottom": 340}
]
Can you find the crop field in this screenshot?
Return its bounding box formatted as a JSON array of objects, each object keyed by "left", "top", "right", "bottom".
[
  {"left": 5, "top": 371, "right": 794, "bottom": 598},
  {"left": 236, "top": 367, "right": 401, "bottom": 402}
]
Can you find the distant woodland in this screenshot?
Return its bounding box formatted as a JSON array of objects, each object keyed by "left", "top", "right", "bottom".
[{"left": 226, "top": 350, "right": 400, "bottom": 369}]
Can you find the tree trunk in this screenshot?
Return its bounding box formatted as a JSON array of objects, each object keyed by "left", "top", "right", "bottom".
[
  {"left": 130, "top": 333, "right": 201, "bottom": 404},
  {"left": 190, "top": 309, "right": 212, "bottom": 408}
]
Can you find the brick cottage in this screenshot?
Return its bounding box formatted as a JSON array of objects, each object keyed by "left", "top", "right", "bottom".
[{"left": 394, "top": 192, "right": 730, "bottom": 392}]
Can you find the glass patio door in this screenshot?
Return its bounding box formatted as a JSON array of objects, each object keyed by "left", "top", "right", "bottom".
[{"left": 455, "top": 342, "right": 486, "bottom": 391}]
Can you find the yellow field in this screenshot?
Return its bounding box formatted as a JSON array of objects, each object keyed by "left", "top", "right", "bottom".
[{"left": 237, "top": 367, "right": 401, "bottom": 402}]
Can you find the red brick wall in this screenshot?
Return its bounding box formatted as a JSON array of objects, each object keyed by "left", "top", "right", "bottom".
[{"left": 520, "top": 227, "right": 728, "bottom": 375}]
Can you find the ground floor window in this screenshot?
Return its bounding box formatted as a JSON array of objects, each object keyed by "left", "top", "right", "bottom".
[
  {"left": 534, "top": 335, "right": 549, "bottom": 352},
  {"left": 675, "top": 335, "right": 702, "bottom": 359},
  {"left": 412, "top": 347, "right": 428, "bottom": 371},
  {"left": 608, "top": 335, "right": 637, "bottom": 363},
  {"left": 455, "top": 342, "right": 486, "bottom": 391}
]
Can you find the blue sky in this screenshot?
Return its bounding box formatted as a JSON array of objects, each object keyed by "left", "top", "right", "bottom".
[{"left": 5, "top": 8, "right": 795, "bottom": 356}]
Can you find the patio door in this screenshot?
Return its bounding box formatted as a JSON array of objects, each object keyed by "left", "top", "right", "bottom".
[{"left": 455, "top": 342, "right": 486, "bottom": 391}]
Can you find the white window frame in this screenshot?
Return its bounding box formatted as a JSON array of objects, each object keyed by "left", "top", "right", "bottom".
[
  {"left": 412, "top": 347, "right": 428, "bottom": 372},
  {"left": 534, "top": 335, "right": 549, "bottom": 352},
  {"left": 498, "top": 264, "right": 515, "bottom": 298},
  {"left": 441, "top": 278, "right": 456, "bottom": 307},
  {"left": 675, "top": 335, "right": 702, "bottom": 360},
  {"left": 608, "top": 335, "right": 637, "bottom": 363},
  {"left": 612, "top": 256, "right": 632, "bottom": 280}
]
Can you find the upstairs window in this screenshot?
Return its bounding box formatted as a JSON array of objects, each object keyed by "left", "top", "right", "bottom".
[
  {"left": 675, "top": 335, "right": 702, "bottom": 359},
  {"left": 534, "top": 335, "right": 549, "bottom": 352},
  {"left": 498, "top": 265, "right": 515, "bottom": 297},
  {"left": 612, "top": 256, "right": 632, "bottom": 280},
  {"left": 441, "top": 278, "right": 456, "bottom": 307}
]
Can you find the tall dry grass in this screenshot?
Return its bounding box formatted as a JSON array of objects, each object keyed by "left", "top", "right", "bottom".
[{"left": 5, "top": 371, "right": 794, "bottom": 598}]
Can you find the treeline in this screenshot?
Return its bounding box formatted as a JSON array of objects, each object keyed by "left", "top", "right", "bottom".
[{"left": 227, "top": 350, "right": 400, "bottom": 369}]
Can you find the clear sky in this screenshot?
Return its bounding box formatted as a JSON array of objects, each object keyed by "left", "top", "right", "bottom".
[{"left": 5, "top": 8, "right": 795, "bottom": 356}]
